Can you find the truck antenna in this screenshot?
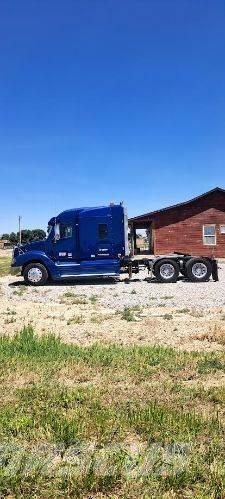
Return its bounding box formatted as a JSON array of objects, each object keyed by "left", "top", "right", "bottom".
[{"left": 18, "top": 215, "right": 22, "bottom": 245}]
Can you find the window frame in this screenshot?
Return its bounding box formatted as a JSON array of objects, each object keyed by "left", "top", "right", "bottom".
[
  {"left": 220, "top": 225, "right": 225, "bottom": 234},
  {"left": 98, "top": 223, "right": 108, "bottom": 240},
  {"left": 60, "top": 224, "right": 73, "bottom": 240},
  {"left": 202, "top": 224, "right": 216, "bottom": 246}
]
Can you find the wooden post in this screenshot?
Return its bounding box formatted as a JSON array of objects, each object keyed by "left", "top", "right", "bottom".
[
  {"left": 133, "top": 227, "right": 137, "bottom": 254},
  {"left": 130, "top": 223, "right": 135, "bottom": 256}
]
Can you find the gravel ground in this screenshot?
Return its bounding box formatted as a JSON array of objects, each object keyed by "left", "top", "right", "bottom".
[
  {"left": 0, "top": 264, "right": 225, "bottom": 351},
  {"left": 3, "top": 265, "right": 225, "bottom": 310}
]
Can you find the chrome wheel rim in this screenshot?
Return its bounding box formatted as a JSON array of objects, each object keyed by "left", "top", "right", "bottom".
[
  {"left": 27, "top": 267, "right": 42, "bottom": 283},
  {"left": 159, "top": 263, "right": 175, "bottom": 279},
  {"left": 192, "top": 263, "right": 207, "bottom": 279}
]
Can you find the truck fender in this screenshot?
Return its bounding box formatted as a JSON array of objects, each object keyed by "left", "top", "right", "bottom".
[{"left": 13, "top": 251, "right": 58, "bottom": 279}]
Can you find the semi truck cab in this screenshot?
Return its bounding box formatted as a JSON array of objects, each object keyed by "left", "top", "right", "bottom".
[{"left": 11, "top": 204, "right": 129, "bottom": 285}]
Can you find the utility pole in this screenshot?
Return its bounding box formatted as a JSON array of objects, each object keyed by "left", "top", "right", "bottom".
[{"left": 18, "top": 215, "right": 22, "bottom": 245}]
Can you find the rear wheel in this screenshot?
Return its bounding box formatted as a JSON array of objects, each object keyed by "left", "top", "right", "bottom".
[
  {"left": 186, "top": 258, "right": 212, "bottom": 282},
  {"left": 154, "top": 259, "right": 180, "bottom": 283},
  {"left": 23, "top": 263, "right": 48, "bottom": 286}
]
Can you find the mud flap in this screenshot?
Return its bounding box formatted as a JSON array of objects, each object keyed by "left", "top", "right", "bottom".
[{"left": 212, "top": 260, "right": 219, "bottom": 281}]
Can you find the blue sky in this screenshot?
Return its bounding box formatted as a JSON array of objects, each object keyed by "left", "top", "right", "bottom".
[{"left": 1, "top": 0, "right": 225, "bottom": 233}]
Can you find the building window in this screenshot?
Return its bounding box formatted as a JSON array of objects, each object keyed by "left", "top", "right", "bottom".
[
  {"left": 60, "top": 225, "right": 73, "bottom": 239},
  {"left": 220, "top": 225, "right": 225, "bottom": 234},
  {"left": 98, "top": 223, "right": 108, "bottom": 240},
  {"left": 203, "top": 225, "right": 216, "bottom": 246}
]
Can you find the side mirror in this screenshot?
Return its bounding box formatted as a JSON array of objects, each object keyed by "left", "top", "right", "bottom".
[{"left": 53, "top": 224, "right": 60, "bottom": 242}]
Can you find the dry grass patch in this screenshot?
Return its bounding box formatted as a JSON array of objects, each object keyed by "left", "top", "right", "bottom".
[
  {"left": 60, "top": 292, "right": 88, "bottom": 305},
  {"left": 194, "top": 324, "right": 225, "bottom": 345},
  {"left": 67, "top": 314, "right": 85, "bottom": 325},
  {"left": 90, "top": 313, "right": 114, "bottom": 324}
]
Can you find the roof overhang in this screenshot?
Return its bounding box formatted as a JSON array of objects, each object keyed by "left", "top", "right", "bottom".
[{"left": 129, "top": 187, "right": 225, "bottom": 223}]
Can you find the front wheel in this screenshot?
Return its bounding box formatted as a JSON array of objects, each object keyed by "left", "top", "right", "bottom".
[
  {"left": 23, "top": 263, "right": 48, "bottom": 286},
  {"left": 154, "top": 259, "right": 180, "bottom": 283},
  {"left": 185, "top": 258, "right": 212, "bottom": 282}
]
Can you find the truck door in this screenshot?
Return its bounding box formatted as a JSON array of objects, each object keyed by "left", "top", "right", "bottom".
[{"left": 52, "top": 223, "right": 77, "bottom": 262}]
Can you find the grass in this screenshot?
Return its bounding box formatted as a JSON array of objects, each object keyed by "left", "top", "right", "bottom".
[
  {"left": 120, "top": 306, "right": 142, "bottom": 321},
  {"left": 62, "top": 293, "right": 98, "bottom": 306},
  {"left": 67, "top": 315, "right": 85, "bottom": 325},
  {"left": 1, "top": 327, "right": 225, "bottom": 496},
  {"left": 60, "top": 292, "right": 88, "bottom": 305},
  {"left": 0, "top": 256, "right": 11, "bottom": 276}
]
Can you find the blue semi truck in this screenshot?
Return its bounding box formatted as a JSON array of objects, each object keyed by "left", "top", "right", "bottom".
[{"left": 11, "top": 204, "right": 218, "bottom": 285}]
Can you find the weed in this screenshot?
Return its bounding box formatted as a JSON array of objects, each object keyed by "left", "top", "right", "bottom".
[
  {"left": 130, "top": 289, "right": 137, "bottom": 294},
  {"left": 162, "top": 295, "right": 174, "bottom": 300},
  {"left": 90, "top": 313, "right": 113, "bottom": 324},
  {"left": 163, "top": 313, "right": 173, "bottom": 320},
  {"left": 3, "top": 308, "right": 17, "bottom": 316},
  {"left": 4, "top": 317, "right": 16, "bottom": 324},
  {"left": 12, "top": 285, "right": 26, "bottom": 296},
  {"left": 63, "top": 291, "right": 75, "bottom": 298},
  {"left": 121, "top": 306, "right": 141, "bottom": 321},
  {"left": 190, "top": 310, "right": 204, "bottom": 318},
  {"left": 67, "top": 315, "right": 85, "bottom": 325},
  {"left": 90, "top": 295, "right": 98, "bottom": 304},
  {"left": 61, "top": 293, "right": 88, "bottom": 305},
  {"left": 177, "top": 308, "right": 190, "bottom": 314}
]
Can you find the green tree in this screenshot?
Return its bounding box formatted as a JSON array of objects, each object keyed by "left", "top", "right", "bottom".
[
  {"left": 31, "top": 229, "right": 46, "bottom": 241},
  {"left": 6, "top": 229, "right": 46, "bottom": 245},
  {"left": 9, "top": 232, "right": 18, "bottom": 245}
]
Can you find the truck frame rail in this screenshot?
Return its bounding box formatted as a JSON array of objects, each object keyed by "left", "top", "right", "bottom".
[{"left": 121, "top": 253, "right": 218, "bottom": 283}]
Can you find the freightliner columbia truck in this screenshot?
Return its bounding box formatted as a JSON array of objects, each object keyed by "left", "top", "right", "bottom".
[{"left": 11, "top": 204, "right": 218, "bottom": 285}]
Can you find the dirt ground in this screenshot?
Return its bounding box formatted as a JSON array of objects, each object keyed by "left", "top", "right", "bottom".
[{"left": 1, "top": 266, "right": 225, "bottom": 351}]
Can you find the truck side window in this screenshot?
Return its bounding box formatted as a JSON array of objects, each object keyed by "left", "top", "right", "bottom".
[
  {"left": 98, "top": 223, "right": 108, "bottom": 240},
  {"left": 60, "top": 225, "right": 73, "bottom": 239}
]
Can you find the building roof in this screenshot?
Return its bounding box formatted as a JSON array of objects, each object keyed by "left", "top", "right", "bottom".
[{"left": 129, "top": 187, "right": 225, "bottom": 222}]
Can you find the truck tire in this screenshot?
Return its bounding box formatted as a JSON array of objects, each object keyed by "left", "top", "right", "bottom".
[
  {"left": 23, "top": 263, "right": 48, "bottom": 286},
  {"left": 154, "top": 259, "right": 180, "bottom": 283},
  {"left": 185, "top": 258, "right": 212, "bottom": 282}
]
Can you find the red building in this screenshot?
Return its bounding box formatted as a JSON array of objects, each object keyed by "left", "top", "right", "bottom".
[{"left": 129, "top": 188, "right": 225, "bottom": 258}]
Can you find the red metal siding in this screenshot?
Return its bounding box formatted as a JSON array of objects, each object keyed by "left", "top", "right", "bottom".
[{"left": 153, "top": 191, "right": 225, "bottom": 257}]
